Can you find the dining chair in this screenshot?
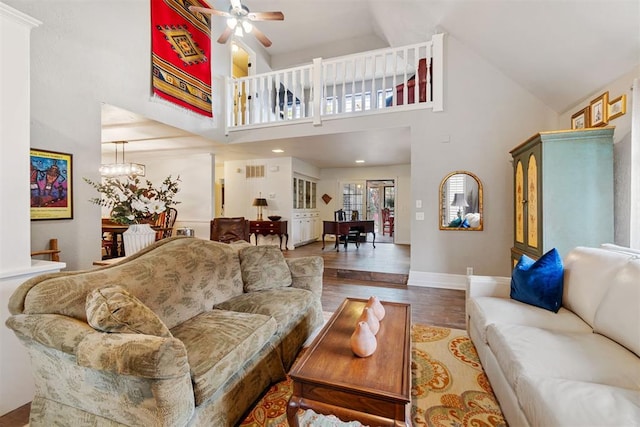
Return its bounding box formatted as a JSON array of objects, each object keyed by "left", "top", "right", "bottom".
[
  {"left": 382, "top": 208, "right": 394, "bottom": 236},
  {"left": 155, "top": 207, "right": 178, "bottom": 240},
  {"left": 334, "top": 209, "right": 360, "bottom": 248},
  {"left": 31, "top": 238, "right": 61, "bottom": 262}
]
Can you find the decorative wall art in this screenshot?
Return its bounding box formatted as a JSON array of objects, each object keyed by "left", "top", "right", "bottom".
[
  {"left": 151, "top": 0, "right": 213, "bottom": 117},
  {"left": 608, "top": 95, "right": 627, "bottom": 121},
  {"left": 30, "top": 149, "right": 73, "bottom": 220},
  {"left": 571, "top": 107, "right": 590, "bottom": 130},
  {"left": 589, "top": 91, "right": 609, "bottom": 127}
]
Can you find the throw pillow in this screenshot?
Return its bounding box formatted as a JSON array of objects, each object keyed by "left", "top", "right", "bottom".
[
  {"left": 511, "top": 248, "right": 564, "bottom": 312},
  {"left": 239, "top": 245, "right": 292, "bottom": 292},
  {"left": 85, "top": 285, "right": 172, "bottom": 337}
]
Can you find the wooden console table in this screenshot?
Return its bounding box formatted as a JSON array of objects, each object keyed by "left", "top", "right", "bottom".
[
  {"left": 322, "top": 220, "right": 375, "bottom": 252},
  {"left": 287, "top": 298, "right": 412, "bottom": 426},
  {"left": 249, "top": 220, "right": 288, "bottom": 250}
]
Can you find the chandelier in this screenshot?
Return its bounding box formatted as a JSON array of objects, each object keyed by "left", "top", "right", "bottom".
[{"left": 100, "top": 141, "right": 145, "bottom": 177}]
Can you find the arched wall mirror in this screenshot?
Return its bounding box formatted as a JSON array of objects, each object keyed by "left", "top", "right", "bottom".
[{"left": 439, "top": 171, "right": 483, "bottom": 231}]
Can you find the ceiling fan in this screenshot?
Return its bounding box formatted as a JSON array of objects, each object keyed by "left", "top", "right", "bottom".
[{"left": 189, "top": 0, "right": 284, "bottom": 47}]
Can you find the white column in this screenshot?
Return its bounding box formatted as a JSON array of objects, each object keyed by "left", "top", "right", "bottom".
[
  {"left": 0, "top": 3, "right": 65, "bottom": 416},
  {"left": 630, "top": 77, "right": 640, "bottom": 249},
  {"left": 0, "top": 2, "right": 41, "bottom": 274}
]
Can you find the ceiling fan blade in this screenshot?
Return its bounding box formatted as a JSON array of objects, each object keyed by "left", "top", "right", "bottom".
[
  {"left": 189, "top": 5, "right": 230, "bottom": 18},
  {"left": 251, "top": 25, "right": 272, "bottom": 48},
  {"left": 248, "top": 11, "right": 284, "bottom": 21},
  {"left": 217, "top": 27, "right": 233, "bottom": 44}
]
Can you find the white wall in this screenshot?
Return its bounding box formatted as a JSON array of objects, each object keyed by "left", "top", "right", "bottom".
[
  {"left": 408, "top": 35, "right": 557, "bottom": 277},
  {"left": 224, "top": 157, "right": 294, "bottom": 221},
  {"left": 127, "top": 152, "right": 215, "bottom": 239},
  {"left": 293, "top": 158, "right": 320, "bottom": 180},
  {"left": 319, "top": 165, "right": 411, "bottom": 245}
]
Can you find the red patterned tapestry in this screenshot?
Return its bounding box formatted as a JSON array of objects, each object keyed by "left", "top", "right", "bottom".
[{"left": 151, "top": 0, "right": 213, "bottom": 117}]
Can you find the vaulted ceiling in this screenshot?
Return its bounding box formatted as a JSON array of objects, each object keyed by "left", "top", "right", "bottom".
[{"left": 103, "top": 0, "right": 640, "bottom": 167}]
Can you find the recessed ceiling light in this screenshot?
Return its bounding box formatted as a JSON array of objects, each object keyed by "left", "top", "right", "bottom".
[
  {"left": 272, "top": 149, "right": 284, "bottom": 153},
  {"left": 355, "top": 159, "right": 365, "bottom": 163}
]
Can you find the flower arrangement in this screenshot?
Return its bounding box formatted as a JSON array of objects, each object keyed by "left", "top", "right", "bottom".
[{"left": 84, "top": 175, "right": 181, "bottom": 225}]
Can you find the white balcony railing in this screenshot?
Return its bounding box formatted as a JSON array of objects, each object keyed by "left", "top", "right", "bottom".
[{"left": 225, "top": 34, "right": 443, "bottom": 133}]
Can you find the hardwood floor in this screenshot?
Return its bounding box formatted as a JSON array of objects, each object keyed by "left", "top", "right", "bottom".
[{"left": 0, "top": 241, "right": 466, "bottom": 425}]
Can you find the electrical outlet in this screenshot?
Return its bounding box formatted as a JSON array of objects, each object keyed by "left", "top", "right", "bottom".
[
  {"left": 416, "top": 212, "right": 424, "bottom": 220},
  {"left": 466, "top": 267, "right": 474, "bottom": 276}
]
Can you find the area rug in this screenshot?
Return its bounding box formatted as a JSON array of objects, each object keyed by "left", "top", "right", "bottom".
[
  {"left": 239, "top": 324, "right": 506, "bottom": 427},
  {"left": 151, "top": 0, "right": 213, "bottom": 117}
]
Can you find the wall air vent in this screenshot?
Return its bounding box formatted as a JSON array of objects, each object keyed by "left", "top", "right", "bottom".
[{"left": 246, "top": 165, "right": 265, "bottom": 178}]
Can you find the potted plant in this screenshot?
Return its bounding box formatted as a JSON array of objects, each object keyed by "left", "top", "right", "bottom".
[{"left": 85, "top": 175, "right": 180, "bottom": 255}]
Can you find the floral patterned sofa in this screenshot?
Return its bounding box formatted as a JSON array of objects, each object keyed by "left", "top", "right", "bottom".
[{"left": 6, "top": 237, "right": 324, "bottom": 426}]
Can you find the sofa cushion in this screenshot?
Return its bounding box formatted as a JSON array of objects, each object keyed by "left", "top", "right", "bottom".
[
  {"left": 170, "top": 309, "right": 277, "bottom": 406},
  {"left": 239, "top": 245, "right": 292, "bottom": 292},
  {"left": 214, "top": 287, "right": 317, "bottom": 337},
  {"left": 593, "top": 258, "right": 640, "bottom": 357},
  {"left": 562, "top": 246, "right": 632, "bottom": 327},
  {"left": 468, "top": 296, "right": 591, "bottom": 344},
  {"left": 85, "top": 285, "right": 172, "bottom": 337},
  {"left": 487, "top": 323, "right": 640, "bottom": 392},
  {"left": 511, "top": 248, "right": 564, "bottom": 312},
  {"left": 517, "top": 375, "right": 640, "bottom": 427}
]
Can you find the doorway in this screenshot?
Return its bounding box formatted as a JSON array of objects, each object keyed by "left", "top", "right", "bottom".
[
  {"left": 366, "top": 180, "right": 395, "bottom": 243},
  {"left": 339, "top": 179, "right": 396, "bottom": 243},
  {"left": 231, "top": 40, "right": 255, "bottom": 126}
]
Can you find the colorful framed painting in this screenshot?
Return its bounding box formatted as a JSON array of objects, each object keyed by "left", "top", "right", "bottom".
[
  {"left": 608, "top": 95, "right": 627, "bottom": 121},
  {"left": 589, "top": 92, "right": 609, "bottom": 127},
  {"left": 571, "top": 106, "right": 590, "bottom": 129},
  {"left": 30, "top": 149, "right": 73, "bottom": 220}
]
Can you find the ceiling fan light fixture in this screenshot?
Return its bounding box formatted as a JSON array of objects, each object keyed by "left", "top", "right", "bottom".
[
  {"left": 226, "top": 17, "right": 237, "bottom": 29},
  {"left": 241, "top": 20, "right": 253, "bottom": 33},
  {"left": 234, "top": 26, "right": 244, "bottom": 37}
]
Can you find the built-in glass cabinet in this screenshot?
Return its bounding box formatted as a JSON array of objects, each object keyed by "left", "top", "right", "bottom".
[
  {"left": 293, "top": 176, "right": 317, "bottom": 209},
  {"left": 292, "top": 175, "right": 319, "bottom": 247}
]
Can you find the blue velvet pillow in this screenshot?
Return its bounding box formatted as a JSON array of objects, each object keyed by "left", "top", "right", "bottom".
[{"left": 511, "top": 248, "right": 564, "bottom": 312}]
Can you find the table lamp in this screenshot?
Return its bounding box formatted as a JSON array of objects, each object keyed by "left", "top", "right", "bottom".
[
  {"left": 451, "top": 193, "right": 469, "bottom": 220},
  {"left": 252, "top": 196, "right": 268, "bottom": 220}
]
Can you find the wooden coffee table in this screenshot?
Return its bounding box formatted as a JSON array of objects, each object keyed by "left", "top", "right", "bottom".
[{"left": 287, "top": 297, "right": 412, "bottom": 426}]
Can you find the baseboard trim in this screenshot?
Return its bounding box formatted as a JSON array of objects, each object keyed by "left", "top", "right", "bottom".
[{"left": 408, "top": 270, "right": 467, "bottom": 290}]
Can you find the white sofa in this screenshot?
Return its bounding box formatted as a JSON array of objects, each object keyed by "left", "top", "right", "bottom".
[{"left": 466, "top": 245, "right": 640, "bottom": 426}]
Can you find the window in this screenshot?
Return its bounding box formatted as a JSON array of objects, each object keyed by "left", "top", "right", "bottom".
[
  {"left": 344, "top": 93, "right": 371, "bottom": 113},
  {"left": 324, "top": 92, "right": 372, "bottom": 114},
  {"left": 377, "top": 89, "right": 393, "bottom": 108},
  {"left": 342, "top": 182, "right": 365, "bottom": 219}
]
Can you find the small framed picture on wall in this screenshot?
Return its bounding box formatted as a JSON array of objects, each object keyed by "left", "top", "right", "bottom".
[
  {"left": 589, "top": 92, "right": 609, "bottom": 127},
  {"left": 608, "top": 95, "right": 627, "bottom": 121},
  {"left": 571, "top": 107, "right": 590, "bottom": 129}
]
